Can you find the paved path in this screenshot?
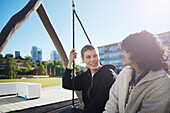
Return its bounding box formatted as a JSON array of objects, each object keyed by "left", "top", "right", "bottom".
[{"left": 0, "top": 86, "right": 77, "bottom": 113}]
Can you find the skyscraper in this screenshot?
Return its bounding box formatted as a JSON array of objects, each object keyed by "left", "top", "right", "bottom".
[
  {"left": 15, "top": 51, "right": 20, "bottom": 59},
  {"left": 50, "top": 50, "right": 60, "bottom": 61},
  {"left": 31, "top": 46, "right": 42, "bottom": 62}
]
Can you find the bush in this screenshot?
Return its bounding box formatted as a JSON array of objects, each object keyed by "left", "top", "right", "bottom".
[
  {"left": 49, "top": 74, "right": 56, "bottom": 77},
  {"left": 0, "top": 75, "right": 9, "bottom": 79},
  {"left": 15, "top": 75, "right": 33, "bottom": 79}
]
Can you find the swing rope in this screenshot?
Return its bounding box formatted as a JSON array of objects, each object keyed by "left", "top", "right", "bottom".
[
  {"left": 74, "top": 11, "right": 92, "bottom": 44},
  {"left": 72, "top": 0, "right": 75, "bottom": 107},
  {"left": 72, "top": 0, "right": 92, "bottom": 107}
]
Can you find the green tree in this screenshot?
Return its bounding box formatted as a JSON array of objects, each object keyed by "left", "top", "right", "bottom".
[
  {"left": 19, "top": 67, "right": 29, "bottom": 75},
  {"left": 53, "top": 60, "right": 65, "bottom": 76},
  {"left": 16, "top": 59, "right": 22, "bottom": 63},
  {"left": 25, "top": 56, "right": 32, "bottom": 66},
  {"left": 55, "top": 65, "right": 65, "bottom": 76},
  {"left": 4, "top": 54, "right": 13, "bottom": 59},
  {"left": 0, "top": 54, "right": 4, "bottom": 62},
  {"left": 55, "top": 65, "right": 61, "bottom": 76},
  {"left": 36, "top": 60, "right": 41, "bottom": 66},
  {"left": 60, "top": 65, "right": 65, "bottom": 75},
  {"left": 32, "top": 62, "right": 38, "bottom": 75},
  {"left": 54, "top": 59, "right": 63, "bottom": 65},
  {"left": 37, "top": 64, "right": 46, "bottom": 75},
  {"left": 13, "top": 65, "right": 19, "bottom": 78},
  {"left": 42, "top": 61, "right": 48, "bottom": 75},
  {"left": 5, "top": 57, "right": 14, "bottom": 78},
  {"left": 75, "top": 64, "right": 81, "bottom": 73},
  {"left": 48, "top": 62, "right": 54, "bottom": 75},
  {"left": 23, "top": 61, "right": 32, "bottom": 71},
  {"left": 25, "top": 56, "right": 31, "bottom": 61},
  {"left": 19, "top": 55, "right": 24, "bottom": 60}
]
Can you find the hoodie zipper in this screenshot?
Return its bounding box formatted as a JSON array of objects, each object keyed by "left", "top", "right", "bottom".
[{"left": 87, "top": 73, "right": 93, "bottom": 98}]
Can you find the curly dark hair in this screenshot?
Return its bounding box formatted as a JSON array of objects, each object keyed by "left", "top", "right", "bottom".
[{"left": 121, "top": 30, "right": 168, "bottom": 72}]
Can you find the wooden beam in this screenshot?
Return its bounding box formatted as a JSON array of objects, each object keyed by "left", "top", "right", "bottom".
[
  {"left": 37, "top": 4, "right": 68, "bottom": 67},
  {"left": 0, "top": 0, "right": 68, "bottom": 67},
  {"left": 0, "top": 0, "right": 43, "bottom": 53}
]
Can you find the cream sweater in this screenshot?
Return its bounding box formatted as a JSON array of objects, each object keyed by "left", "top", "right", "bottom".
[{"left": 103, "top": 66, "right": 170, "bottom": 113}]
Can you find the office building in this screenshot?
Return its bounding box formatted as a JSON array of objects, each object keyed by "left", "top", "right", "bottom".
[
  {"left": 50, "top": 50, "right": 60, "bottom": 61},
  {"left": 98, "top": 31, "right": 170, "bottom": 70},
  {"left": 98, "top": 42, "right": 124, "bottom": 70},
  {"left": 31, "top": 46, "right": 42, "bottom": 62},
  {"left": 15, "top": 51, "right": 20, "bottom": 59},
  {"left": 157, "top": 31, "right": 170, "bottom": 66}
]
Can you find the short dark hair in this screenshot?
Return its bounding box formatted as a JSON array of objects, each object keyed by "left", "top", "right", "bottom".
[
  {"left": 81, "top": 44, "right": 98, "bottom": 58},
  {"left": 121, "top": 30, "right": 168, "bottom": 72}
]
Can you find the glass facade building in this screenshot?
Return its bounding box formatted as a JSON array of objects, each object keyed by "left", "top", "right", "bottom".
[
  {"left": 50, "top": 50, "right": 60, "bottom": 61},
  {"left": 31, "top": 46, "right": 42, "bottom": 62},
  {"left": 98, "top": 42, "right": 124, "bottom": 70}
]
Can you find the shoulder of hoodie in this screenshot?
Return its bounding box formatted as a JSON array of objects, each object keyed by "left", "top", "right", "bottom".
[
  {"left": 77, "top": 64, "right": 117, "bottom": 77},
  {"left": 101, "top": 64, "right": 117, "bottom": 73},
  {"left": 80, "top": 64, "right": 117, "bottom": 73},
  {"left": 102, "top": 64, "right": 117, "bottom": 70},
  {"left": 76, "top": 68, "right": 90, "bottom": 77}
]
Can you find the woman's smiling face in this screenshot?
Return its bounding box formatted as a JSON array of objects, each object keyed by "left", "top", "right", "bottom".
[{"left": 122, "top": 50, "right": 133, "bottom": 66}]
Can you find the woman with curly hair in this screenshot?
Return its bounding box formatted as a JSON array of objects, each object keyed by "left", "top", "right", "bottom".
[{"left": 103, "top": 30, "right": 170, "bottom": 113}]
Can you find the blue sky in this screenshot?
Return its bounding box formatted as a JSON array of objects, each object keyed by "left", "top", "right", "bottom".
[{"left": 0, "top": 0, "right": 170, "bottom": 65}]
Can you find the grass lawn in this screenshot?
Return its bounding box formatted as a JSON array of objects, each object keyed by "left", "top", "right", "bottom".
[{"left": 0, "top": 78, "right": 62, "bottom": 88}]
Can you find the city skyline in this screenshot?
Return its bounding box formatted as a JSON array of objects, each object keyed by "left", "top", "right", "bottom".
[
  {"left": 1, "top": 46, "right": 59, "bottom": 61},
  {"left": 0, "top": 0, "right": 170, "bottom": 65}
]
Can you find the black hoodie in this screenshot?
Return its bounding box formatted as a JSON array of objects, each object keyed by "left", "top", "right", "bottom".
[{"left": 62, "top": 64, "right": 117, "bottom": 113}]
